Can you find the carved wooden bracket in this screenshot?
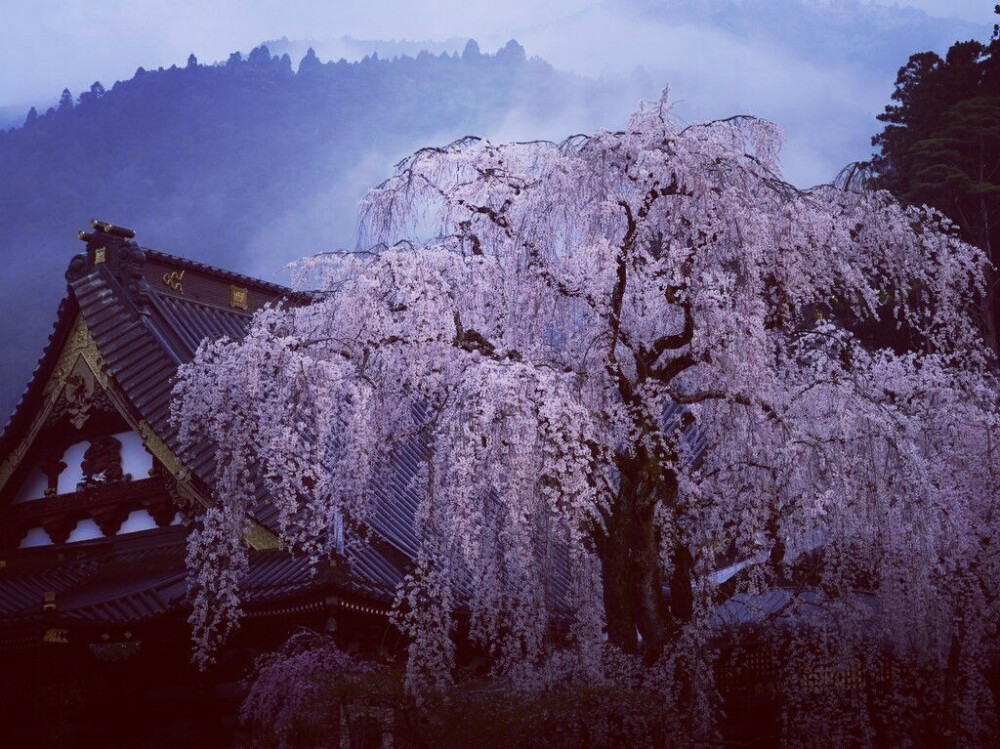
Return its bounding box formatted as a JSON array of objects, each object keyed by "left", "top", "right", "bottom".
[
  {"left": 7, "top": 477, "right": 167, "bottom": 546},
  {"left": 142, "top": 494, "right": 178, "bottom": 527},
  {"left": 39, "top": 457, "right": 67, "bottom": 497},
  {"left": 92, "top": 506, "right": 130, "bottom": 537},
  {"left": 42, "top": 514, "right": 76, "bottom": 545}
]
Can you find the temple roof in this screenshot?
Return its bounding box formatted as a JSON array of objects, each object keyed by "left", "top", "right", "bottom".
[
  {"left": 0, "top": 221, "right": 411, "bottom": 639},
  {"left": 1, "top": 222, "right": 290, "bottom": 459}
]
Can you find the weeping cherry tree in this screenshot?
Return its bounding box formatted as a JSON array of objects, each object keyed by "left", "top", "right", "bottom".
[{"left": 175, "top": 93, "right": 1000, "bottom": 744}]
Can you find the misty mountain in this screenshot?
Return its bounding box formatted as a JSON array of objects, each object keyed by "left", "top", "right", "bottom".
[{"left": 0, "top": 41, "right": 648, "bottom": 422}]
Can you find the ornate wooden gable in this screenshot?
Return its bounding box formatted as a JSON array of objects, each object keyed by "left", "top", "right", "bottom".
[
  {"left": 0, "top": 315, "right": 177, "bottom": 548},
  {"left": 0, "top": 222, "right": 306, "bottom": 636},
  {"left": 0, "top": 221, "right": 288, "bottom": 552}
]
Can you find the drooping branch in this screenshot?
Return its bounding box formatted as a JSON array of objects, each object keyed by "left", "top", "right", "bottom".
[
  {"left": 647, "top": 301, "right": 694, "bottom": 360},
  {"left": 453, "top": 311, "right": 496, "bottom": 357},
  {"left": 650, "top": 352, "right": 699, "bottom": 384}
]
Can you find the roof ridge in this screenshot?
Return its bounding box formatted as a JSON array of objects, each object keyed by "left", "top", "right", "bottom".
[{"left": 142, "top": 247, "right": 291, "bottom": 296}]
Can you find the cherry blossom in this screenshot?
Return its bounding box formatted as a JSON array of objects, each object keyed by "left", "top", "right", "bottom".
[{"left": 175, "top": 91, "right": 999, "bottom": 744}]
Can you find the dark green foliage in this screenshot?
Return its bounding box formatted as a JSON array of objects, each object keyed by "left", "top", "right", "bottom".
[{"left": 871, "top": 10, "right": 1000, "bottom": 349}]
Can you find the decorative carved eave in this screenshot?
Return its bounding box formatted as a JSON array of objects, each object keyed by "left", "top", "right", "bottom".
[
  {"left": 0, "top": 522, "right": 349, "bottom": 636},
  {"left": 0, "top": 478, "right": 174, "bottom": 547},
  {"left": 0, "top": 314, "right": 280, "bottom": 551},
  {"left": 46, "top": 314, "right": 109, "bottom": 398}
]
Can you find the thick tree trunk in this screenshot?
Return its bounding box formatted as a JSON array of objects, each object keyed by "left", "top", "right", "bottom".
[
  {"left": 595, "top": 459, "right": 688, "bottom": 663},
  {"left": 598, "top": 490, "right": 639, "bottom": 653}
]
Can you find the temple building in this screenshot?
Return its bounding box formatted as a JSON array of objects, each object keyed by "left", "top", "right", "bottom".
[{"left": 0, "top": 222, "right": 408, "bottom": 748}]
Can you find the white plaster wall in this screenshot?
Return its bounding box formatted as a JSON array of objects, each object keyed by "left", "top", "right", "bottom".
[
  {"left": 119, "top": 508, "right": 158, "bottom": 534},
  {"left": 66, "top": 518, "right": 104, "bottom": 543},
  {"left": 57, "top": 441, "right": 87, "bottom": 494},
  {"left": 19, "top": 526, "right": 53, "bottom": 548},
  {"left": 116, "top": 430, "right": 153, "bottom": 479},
  {"left": 13, "top": 431, "right": 160, "bottom": 545}
]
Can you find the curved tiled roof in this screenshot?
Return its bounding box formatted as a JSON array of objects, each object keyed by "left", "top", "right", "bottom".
[{"left": 0, "top": 525, "right": 338, "bottom": 632}]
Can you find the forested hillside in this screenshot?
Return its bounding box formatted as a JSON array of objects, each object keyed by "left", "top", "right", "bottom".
[{"left": 0, "top": 41, "right": 645, "bottom": 419}]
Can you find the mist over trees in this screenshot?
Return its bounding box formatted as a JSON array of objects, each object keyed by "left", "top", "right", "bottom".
[{"left": 0, "top": 41, "right": 647, "bottom": 422}]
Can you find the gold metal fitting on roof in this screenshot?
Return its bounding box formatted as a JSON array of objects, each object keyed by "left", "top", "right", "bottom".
[{"left": 90, "top": 219, "right": 137, "bottom": 239}]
